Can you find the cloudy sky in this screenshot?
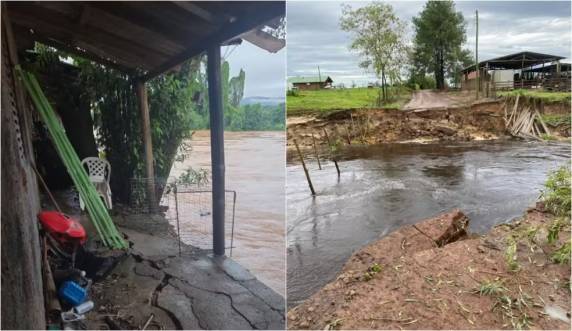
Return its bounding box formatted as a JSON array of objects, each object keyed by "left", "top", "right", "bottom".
[
  {"left": 223, "top": 41, "right": 285, "bottom": 98},
  {"left": 287, "top": 0, "right": 572, "bottom": 87}
]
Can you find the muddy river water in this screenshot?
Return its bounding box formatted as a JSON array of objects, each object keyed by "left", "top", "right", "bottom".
[
  {"left": 287, "top": 140, "right": 570, "bottom": 306},
  {"left": 169, "top": 131, "right": 285, "bottom": 297}
]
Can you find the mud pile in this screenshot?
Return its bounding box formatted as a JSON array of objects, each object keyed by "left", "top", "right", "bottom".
[{"left": 288, "top": 208, "right": 571, "bottom": 330}]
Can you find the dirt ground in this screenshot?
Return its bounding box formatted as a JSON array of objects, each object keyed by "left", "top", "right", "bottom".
[
  {"left": 403, "top": 89, "right": 475, "bottom": 110},
  {"left": 287, "top": 207, "right": 571, "bottom": 330}
]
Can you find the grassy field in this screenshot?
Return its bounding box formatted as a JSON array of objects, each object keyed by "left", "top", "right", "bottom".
[
  {"left": 497, "top": 89, "right": 571, "bottom": 103},
  {"left": 287, "top": 87, "right": 411, "bottom": 116}
]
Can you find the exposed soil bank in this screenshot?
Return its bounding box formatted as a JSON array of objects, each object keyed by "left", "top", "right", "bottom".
[
  {"left": 287, "top": 208, "right": 571, "bottom": 330},
  {"left": 287, "top": 99, "right": 570, "bottom": 147}
]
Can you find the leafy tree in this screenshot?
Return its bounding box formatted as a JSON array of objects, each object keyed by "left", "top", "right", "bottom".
[
  {"left": 229, "top": 69, "right": 246, "bottom": 107},
  {"left": 340, "top": 2, "right": 408, "bottom": 103},
  {"left": 412, "top": 0, "right": 468, "bottom": 89}
]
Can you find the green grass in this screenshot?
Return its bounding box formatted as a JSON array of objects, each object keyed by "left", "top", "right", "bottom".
[
  {"left": 540, "top": 133, "right": 558, "bottom": 141},
  {"left": 286, "top": 87, "right": 411, "bottom": 116},
  {"left": 552, "top": 240, "right": 571, "bottom": 264},
  {"left": 473, "top": 280, "right": 507, "bottom": 296},
  {"left": 541, "top": 166, "right": 571, "bottom": 218},
  {"left": 498, "top": 89, "right": 571, "bottom": 104},
  {"left": 541, "top": 113, "right": 571, "bottom": 127}
]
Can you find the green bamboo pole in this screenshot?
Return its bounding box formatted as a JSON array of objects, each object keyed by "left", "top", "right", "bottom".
[{"left": 18, "top": 68, "right": 126, "bottom": 248}]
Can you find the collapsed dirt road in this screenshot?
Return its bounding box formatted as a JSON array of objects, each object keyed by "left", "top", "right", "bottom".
[{"left": 403, "top": 89, "right": 473, "bottom": 110}]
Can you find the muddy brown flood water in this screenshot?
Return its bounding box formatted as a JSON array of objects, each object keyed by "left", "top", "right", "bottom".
[
  {"left": 287, "top": 140, "right": 570, "bottom": 307},
  {"left": 168, "top": 131, "right": 285, "bottom": 296}
]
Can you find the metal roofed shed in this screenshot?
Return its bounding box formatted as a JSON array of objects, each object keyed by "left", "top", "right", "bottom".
[
  {"left": 289, "top": 75, "right": 333, "bottom": 90},
  {"left": 460, "top": 51, "right": 570, "bottom": 94},
  {"left": 462, "top": 51, "right": 565, "bottom": 72}
]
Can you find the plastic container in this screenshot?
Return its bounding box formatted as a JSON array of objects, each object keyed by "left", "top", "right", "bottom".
[{"left": 58, "top": 281, "right": 87, "bottom": 306}]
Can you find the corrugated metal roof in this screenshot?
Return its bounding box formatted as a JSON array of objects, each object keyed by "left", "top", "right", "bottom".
[
  {"left": 462, "top": 51, "right": 565, "bottom": 73},
  {"left": 288, "top": 76, "right": 332, "bottom": 84}
]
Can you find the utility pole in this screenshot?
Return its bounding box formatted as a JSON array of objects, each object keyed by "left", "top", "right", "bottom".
[
  {"left": 475, "top": 10, "right": 479, "bottom": 99},
  {"left": 318, "top": 65, "right": 322, "bottom": 83}
]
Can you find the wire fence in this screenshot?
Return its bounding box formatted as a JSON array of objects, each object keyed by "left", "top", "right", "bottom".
[{"left": 128, "top": 178, "right": 237, "bottom": 256}]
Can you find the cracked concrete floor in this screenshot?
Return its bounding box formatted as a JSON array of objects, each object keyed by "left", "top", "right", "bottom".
[{"left": 85, "top": 228, "right": 285, "bottom": 330}]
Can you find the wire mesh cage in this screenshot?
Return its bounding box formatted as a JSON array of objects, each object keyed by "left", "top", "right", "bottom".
[
  {"left": 128, "top": 178, "right": 237, "bottom": 256},
  {"left": 172, "top": 185, "right": 237, "bottom": 256}
]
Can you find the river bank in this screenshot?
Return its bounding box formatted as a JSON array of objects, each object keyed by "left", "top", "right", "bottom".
[
  {"left": 287, "top": 98, "right": 570, "bottom": 148},
  {"left": 287, "top": 205, "right": 571, "bottom": 330},
  {"left": 287, "top": 140, "right": 570, "bottom": 306}
]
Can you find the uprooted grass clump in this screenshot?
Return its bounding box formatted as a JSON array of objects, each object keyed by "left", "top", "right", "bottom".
[
  {"left": 474, "top": 279, "right": 507, "bottom": 296},
  {"left": 505, "top": 236, "right": 520, "bottom": 272},
  {"left": 541, "top": 166, "right": 571, "bottom": 218},
  {"left": 491, "top": 291, "right": 535, "bottom": 330},
  {"left": 547, "top": 218, "right": 566, "bottom": 244}
]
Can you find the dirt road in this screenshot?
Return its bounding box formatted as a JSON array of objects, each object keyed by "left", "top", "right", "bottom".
[{"left": 403, "top": 89, "right": 471, "bottom": 110}]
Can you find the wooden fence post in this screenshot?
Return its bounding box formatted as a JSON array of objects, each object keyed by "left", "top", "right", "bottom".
[
  {"left": 311, "top": 133, "right": 321, "bottom": 170},
  {"left": 323, "top": 128, "right": 340, "bottom": 177},
  {"left": 294, "top": 139, "right": 315, "bottom": 195}
]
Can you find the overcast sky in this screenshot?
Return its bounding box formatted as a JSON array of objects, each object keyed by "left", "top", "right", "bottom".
[
  {"left": 223, "top": 41, "right": 285, "bottom": 98},
  {"left": 287, "top": 0, "right": 572, "bottom": 87}
]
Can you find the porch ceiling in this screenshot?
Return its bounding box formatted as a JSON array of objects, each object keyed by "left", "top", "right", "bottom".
[{"left": 6, "top": 1, "right": 284, "bottom": 80}]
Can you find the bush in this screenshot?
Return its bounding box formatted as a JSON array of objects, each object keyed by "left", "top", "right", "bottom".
[{"left": 541, "top": 166, "right": 571, "bottom": 218}]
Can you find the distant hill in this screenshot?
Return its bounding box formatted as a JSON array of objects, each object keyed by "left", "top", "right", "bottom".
[{"left": 241, "top": 96, "right": 285, "bottom": 106}]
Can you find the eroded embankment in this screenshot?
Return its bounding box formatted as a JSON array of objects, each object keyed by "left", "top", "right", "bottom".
[
  {"left": 287, "top": 99, "right": 569, "bottom": 147},
  {"left": 287, "top": 208, "right": 571, "bottom": 330}
]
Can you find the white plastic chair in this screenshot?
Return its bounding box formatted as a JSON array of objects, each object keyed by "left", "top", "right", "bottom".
[{"left": 79, "top": 157, "right": 112, "bottom": 210}]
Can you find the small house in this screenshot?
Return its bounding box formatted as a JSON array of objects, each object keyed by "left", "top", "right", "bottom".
[{"left": 288, "top": 76, "right": 333, "bottom": 90}]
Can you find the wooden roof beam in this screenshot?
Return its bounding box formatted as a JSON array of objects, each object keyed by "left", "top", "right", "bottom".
[
  {"left": 28, "top": 31, "right": 136, "bottom": 74},
  {"left": 140, "top": 2, "right": 284, "bottom": 82},
  {"left": 8, "top": 5, "right": 165, "bottom": 70},
  {"left": 9, "top": 4, "right": 170, "bottom": 63},
  {"left": 172, "top": 1, "right": 226, "bottom": 24}
]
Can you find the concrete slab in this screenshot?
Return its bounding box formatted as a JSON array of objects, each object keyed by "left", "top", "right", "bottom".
[
  {"left": 156, "top": 285, "right": 201, "bottom": 330},
  {"left": 87, "top": 227, "right": 285, "bottom": 329}
]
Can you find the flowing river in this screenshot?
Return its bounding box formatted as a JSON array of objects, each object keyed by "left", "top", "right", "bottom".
[
  {"left": 287, "top": 140, "right": 570, "bottom": 307},
  {"left": 169, "top": 131, "right": 285, "bottom": 297}
]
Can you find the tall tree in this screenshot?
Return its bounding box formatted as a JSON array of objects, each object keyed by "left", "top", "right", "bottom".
[
  {"left": 412, "top": 0, "right": 467, "bottom": 89},
  {"left": 340, "top": 2, "right": 408, "bottom": 103}
]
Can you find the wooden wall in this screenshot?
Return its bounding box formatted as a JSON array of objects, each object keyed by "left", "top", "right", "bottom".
[{"left": 1, "top": 22, "right": 46, "bottom": 330}]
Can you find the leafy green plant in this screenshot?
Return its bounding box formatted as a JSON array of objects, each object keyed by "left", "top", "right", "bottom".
[
  {"left": 369, "top": 263, "right": 382, "bottom": 273},
  {"left": 361, "top": 263, "right": 383, "bottom": 281},
  {"left": 541, "top": 166, "right": 571, "bottom": 218},
  {"left": 551, "top": 240, "right": 571, "bottom": 264},
  {"left": 474, "top": 279, "right": 507, "bottom": 296}
]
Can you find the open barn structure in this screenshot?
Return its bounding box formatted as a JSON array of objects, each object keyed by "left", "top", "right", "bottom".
[
  {"left": 461, "top": 51, "right": 571, "bottom": 95},
  {"left": 1, "top": 2, "right": 284, "bottom": 329}
]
